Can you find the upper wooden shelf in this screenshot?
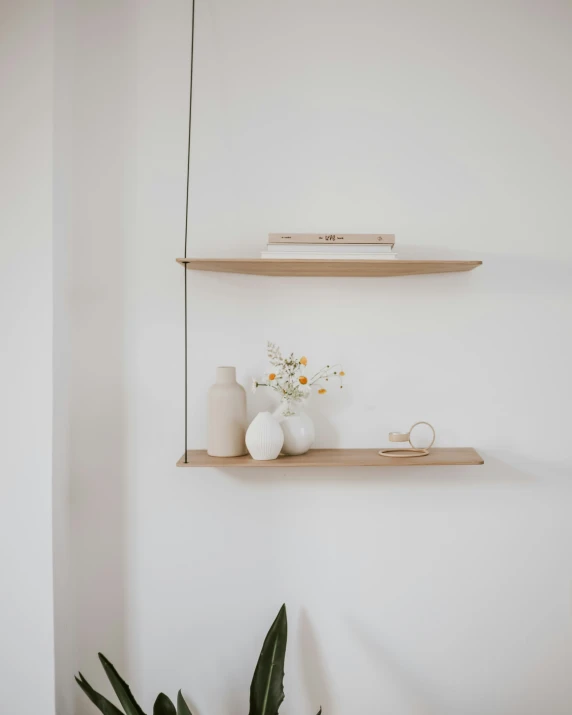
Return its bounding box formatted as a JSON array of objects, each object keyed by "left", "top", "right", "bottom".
[
  {"left": 177, "top": 447, "right": 483, "bottom": 468},
  {"left": 177, "top": 258, "right": 482, "bottom": 278}
]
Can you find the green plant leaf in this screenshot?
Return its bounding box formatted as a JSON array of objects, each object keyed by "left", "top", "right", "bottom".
[
  {"left": 74, "top": 673, "right": 124, "bottom": 715},
  {"left": 177, "top": 691, "right": 193, "bottom": 715},
  {"left": 98, "top": 653, "right": 147, "bottom": 715},
  {"left": 153, "top": 693, "right": 176, "bottom": 715},
  {"left": 249, "top": 604, "right": 288, "bottom": 715}
]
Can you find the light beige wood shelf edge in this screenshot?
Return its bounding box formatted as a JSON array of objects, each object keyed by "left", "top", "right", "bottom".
[
  {"left": 177, "top": 447, "right": 484, "bottom": 468},
  {"left": 176, "top": 258, "right": 482, "bottom": 277}
]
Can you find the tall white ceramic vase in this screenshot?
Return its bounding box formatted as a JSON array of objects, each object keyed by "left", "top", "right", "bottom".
[
  {"left": 245, "top": 412, "right": 284, "bottom": 460},
  {"left": 207, "top": 366, "right": 247, "bottom": 457}
]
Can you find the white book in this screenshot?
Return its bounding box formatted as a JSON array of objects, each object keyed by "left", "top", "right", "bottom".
[
  {"left": 260, "top": 251, "right": 397, "bottom": 260},
  {"left": 269, "top": 233, "right": 395, "bottom": 245},
  {"left": 265, "top": 243, "right": 394, "bottom": 254}
]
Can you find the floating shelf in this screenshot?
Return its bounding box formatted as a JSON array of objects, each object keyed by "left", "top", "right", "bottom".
[
  {"left": 177, "top": 447, "right": 483, "bottom": 468},
  {"left": 177, "top": 258, "right": 482, "bottom": 278}
]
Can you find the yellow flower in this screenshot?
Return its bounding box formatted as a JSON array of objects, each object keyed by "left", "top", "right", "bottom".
[
  {"left": 299, "top": 356, "right": 308, "bottom": 366},
  {"left": 299, "top": 376, "right": 308, "bottom": 385},
  {"left": 339, "top": 370, "right": 345, "bottom": 376},
  {"left": 318, "top": 388, "right": 327, "bottom": 394},
  {"left": 268, "top": 373, "right": 276, "bottom": 380}
]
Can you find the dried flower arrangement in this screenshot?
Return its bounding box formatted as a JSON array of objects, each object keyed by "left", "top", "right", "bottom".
[{"left": 252, "top": 342, "right": 344, "bottom": 415}]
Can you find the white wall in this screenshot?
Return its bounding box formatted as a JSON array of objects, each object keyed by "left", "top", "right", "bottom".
[
  {"left": 0, "top": 1, "right": 55, "bottom": 712},
  {"left": 63, "top": 1, "right": 572, "bottom": 714}
]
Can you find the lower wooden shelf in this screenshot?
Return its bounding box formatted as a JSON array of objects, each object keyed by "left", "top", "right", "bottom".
[{"left": 177, "top": 447, "right": 483, "bottom": 468}]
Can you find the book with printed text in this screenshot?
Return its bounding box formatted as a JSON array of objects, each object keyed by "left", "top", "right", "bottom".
[{"left": 268, "top": 233, "right": 395, "bottom": 245}]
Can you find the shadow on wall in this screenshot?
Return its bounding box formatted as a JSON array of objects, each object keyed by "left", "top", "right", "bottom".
[
  {"left": 396, "top": 246, "right": 572, "bottom": 299},
  {"left": 68, "top": 1, "right": 132, "bottom": 711},
  {"left": 299, "top": 609, "right": 334, "bottom": 714},
  {"left": 223, "top": 453, "right": 537, "bottom": 487}
]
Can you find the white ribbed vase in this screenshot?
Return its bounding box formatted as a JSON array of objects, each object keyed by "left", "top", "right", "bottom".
[{"left": 245, "top": 412, "right": 284, "bottom": 461}]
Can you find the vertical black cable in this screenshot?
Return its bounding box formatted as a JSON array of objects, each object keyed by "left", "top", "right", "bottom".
[
  {"left": 183, "top": 0, "right": 196, "bottom": 464},
  {"left": 184, "top": 0, "right": 196, "bottom": 258}
]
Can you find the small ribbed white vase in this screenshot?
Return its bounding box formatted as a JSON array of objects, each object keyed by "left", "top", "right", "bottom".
[{"left": 245, "top": 412, "right": 284, "bottom": 461}]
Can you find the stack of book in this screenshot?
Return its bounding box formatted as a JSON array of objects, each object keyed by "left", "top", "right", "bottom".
[{"left": 261, "top": 234, "right": 397, "bottom": 260}]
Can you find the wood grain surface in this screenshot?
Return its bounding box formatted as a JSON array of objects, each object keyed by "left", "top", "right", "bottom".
[
  {"left": 176, "top": 258, "right": 482, "bottom": 277},
  {"left": 177, "top": 447, "right": 484, "bottom": 468}
]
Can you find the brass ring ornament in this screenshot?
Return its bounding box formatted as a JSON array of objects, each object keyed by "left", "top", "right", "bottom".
[
  {"left": 406, "top": 421, "right": 436, "bottom": 449},
  {"left": 378, "top": 447, "right": 429, "bottom": 458},
  {"left": 378, "top": 421, "right": 436, "bottom": 458}
]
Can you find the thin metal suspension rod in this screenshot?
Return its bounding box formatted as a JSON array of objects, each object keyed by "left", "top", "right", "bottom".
[{"left": 183, "top": 0, "right": 196, "bottom": 464}]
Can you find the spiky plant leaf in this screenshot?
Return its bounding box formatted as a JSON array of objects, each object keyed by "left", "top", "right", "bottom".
[
  {"left": 153, "top": 693, "right": 176, "bottom": 715},
  {"left": 75, "top": 673, "right": 125, "bottom": 715},
  {"left": 248, "top": 604, "right": 288, "bottom": 715},
  {"left": 177, "top": 691, "right": 193, "bottom": 715},
  {"left": 98, "top": 653, "right": 146, "bottom": 715}
]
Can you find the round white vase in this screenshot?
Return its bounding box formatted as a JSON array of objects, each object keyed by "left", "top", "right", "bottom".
[
  {"left": 273, "top": 400, "right": 315, "bottom": 456},
  {"left": 245, "top": 411, "right": 284, "bottom": 460},
  {"left": 207, "top": 367, "right": 247, "bottom": 457}
]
